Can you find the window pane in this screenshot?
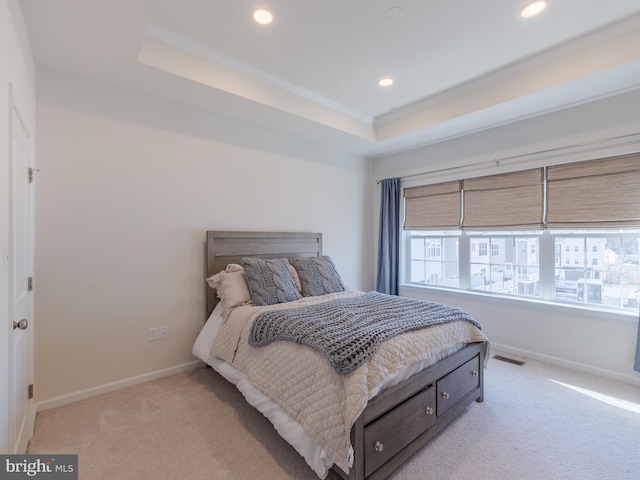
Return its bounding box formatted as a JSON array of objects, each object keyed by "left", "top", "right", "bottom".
[
  {"left": 410, "top": 238, "right": 425, "bottom": 260},
  {"left": 404, "top": 228, "right": 638, "bottom": 312},
  {"left": 554, "top": 234, "right": 640, "bottom": 308},
  {"left": 406, "top": 233, "right": 459, "bottom": 287},
  {"left": 470, "top": 236, "right": 538, "bottom": 297}
]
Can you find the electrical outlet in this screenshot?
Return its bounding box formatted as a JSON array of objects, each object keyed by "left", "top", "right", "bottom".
[
  {"left": 159, "top": 326, "right": 169, "bottom": 340},
  {"left": 148, "top": 327, "right": 158, "bottom": 342}
]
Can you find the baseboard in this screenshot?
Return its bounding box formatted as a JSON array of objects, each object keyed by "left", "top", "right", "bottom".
[
  {"left": 491, "top": 343, "right": 640, "bottom": 387},
  {"left": 35, "top": 347, "right": 640, "bottom": 411},
  {"left": 36, "top": 360, "right": 205, "bottom": 412}
]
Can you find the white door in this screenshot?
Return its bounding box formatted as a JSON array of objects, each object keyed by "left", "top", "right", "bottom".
[{"left": 10, "top": 103, "right": 35, "bottom": 454}]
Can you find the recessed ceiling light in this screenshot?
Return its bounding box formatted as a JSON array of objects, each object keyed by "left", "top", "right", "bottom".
[
  {"left": 520, "top": 0, "right": 549, "bottom": 18},
  {"left": 253, "top": 9, "right": 273, "bottom": 25},
  {"left": 379, "top": 78, "right": 394, "bottom": 87},
  {"left": 386, "top": 6, "right": 403, "bottom": 19}
]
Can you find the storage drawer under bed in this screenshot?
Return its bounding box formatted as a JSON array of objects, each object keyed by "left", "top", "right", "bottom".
[
  {"left": 362, "top": 353, "right": 481, "bottom": 477},
  {"left": 436, "top": 354, "right": 481, "bottom": 416},
  {"left": 339, "top": 345, "right": 485, "bottom": 480},
  {"left": 363, "top": 385, "right": 437, "bottom": 476}
]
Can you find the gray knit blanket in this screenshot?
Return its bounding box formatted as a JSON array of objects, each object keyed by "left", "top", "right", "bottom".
[{"left": 248, "top": 291, "right": 481, "bottom": 375}]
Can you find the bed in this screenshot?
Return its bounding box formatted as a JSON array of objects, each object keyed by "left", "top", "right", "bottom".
[{"left": 193, "top": 231, "right": 488, "bottom": 480}]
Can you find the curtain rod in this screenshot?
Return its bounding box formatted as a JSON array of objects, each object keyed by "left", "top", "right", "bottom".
[{"left": 376, "top": 131, "right": 640, "bottom": 184}]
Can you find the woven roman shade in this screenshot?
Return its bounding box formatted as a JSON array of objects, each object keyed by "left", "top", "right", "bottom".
[
  {"left": 462, "top": 168, "right": 544, "bottom": 229},
  {"left": 404, "top": 181, "right": 461, "bottom": 229},
  {"left": 546, "top": 153, "right": 640, "bottom": 228}
]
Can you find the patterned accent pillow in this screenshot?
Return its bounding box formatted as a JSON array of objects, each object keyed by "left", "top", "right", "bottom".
[
  {"left": 291, "top": 256, "right": 346, "bottom": 296},
  {"left": 240, "top": 257, "right": 302, "bottom": 306}
]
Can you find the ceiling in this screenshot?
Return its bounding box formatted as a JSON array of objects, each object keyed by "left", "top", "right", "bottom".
[{"left": 18, "top": 0, "right": 640, "bottom": 158}]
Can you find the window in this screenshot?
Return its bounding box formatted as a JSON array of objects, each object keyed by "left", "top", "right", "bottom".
[
  {"left": 402, "top": 153, "right": 640, "bottom": 312},
  {"left": 405, "top": 229, "right": 640, "bottom": 311},
  {"left": 406, "top": 232, "right": 460, "bottom": 287},
  {"left": 469, "top": 234, "right": 538, "bottom": 297},
  {"left": 554, "top": 233, "right": 640, "bottom": 309}
]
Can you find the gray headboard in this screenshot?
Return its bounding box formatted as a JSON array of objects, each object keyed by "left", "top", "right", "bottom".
[{"left": 206, "top": 231, "right": 323, "bottom": 317}]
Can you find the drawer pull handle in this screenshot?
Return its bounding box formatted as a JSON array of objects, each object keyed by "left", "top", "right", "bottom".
[
  {"left": 424, "top": 406, "right": 434, "bottom": 415},
  {"left": 441, "top": 392, "right": 450, "bottom": 399},
  {"left": 374, "top": 441, "right": 384, "bottom": 452},
  {"left": 471, "top": 370, "right": 479, "bottom": 377}
]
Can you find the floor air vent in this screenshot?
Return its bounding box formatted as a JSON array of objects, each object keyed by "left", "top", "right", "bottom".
[{"left": 493, "top": 355, "right": 525, "bottom": 366}]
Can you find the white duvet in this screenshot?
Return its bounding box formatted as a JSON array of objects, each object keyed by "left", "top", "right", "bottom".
[
  {"left": 193, "top": 291, "right": 489, "bottom": 478},
  {"left": 193, "top": 304, "right": 336, "bottom": 478}
]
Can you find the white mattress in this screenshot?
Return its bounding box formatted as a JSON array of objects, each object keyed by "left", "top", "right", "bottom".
[{"left": 192, "top": 303, "right": 463, "bottom": 479}]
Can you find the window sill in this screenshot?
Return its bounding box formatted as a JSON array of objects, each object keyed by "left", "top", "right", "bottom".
[{"left": 400, "top": 283, "right": 639, "bottom": 324}]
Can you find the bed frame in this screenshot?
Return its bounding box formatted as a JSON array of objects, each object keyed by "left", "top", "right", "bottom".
[{"left": 205, "top": 231, "right": 484, "bottom": 480}]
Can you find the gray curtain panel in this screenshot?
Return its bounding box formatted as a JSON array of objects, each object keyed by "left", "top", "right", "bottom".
[
  {"left": 376, "top": 178, "right": 400, "bottom": 295},
  {"left": 635, "top": 307, "right": 640, "bottom": 372}
]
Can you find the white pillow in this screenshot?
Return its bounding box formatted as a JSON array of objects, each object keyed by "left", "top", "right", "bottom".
[
  {"left": 288, "top": 263, "right": 302, "bottom": 293},
  {"left": 206, "top": 264, "right": 251, "bottom": 319}
]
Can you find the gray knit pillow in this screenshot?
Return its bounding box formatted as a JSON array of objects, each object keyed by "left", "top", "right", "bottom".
[
  {"left": 240, "top": 257, "right": 302, "bottom": 306},
  {"left": 291, "top": 256, "right": 346, "bottom": 296}
]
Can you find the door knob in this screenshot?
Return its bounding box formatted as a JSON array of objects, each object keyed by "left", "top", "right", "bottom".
[{"left": 13, "top": 319, "right": 28, "bottom": 330}]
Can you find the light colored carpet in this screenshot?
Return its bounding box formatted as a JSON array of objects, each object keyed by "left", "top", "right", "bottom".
[{"left": 28, "top": 352, "right": 640, "bottom": 480}]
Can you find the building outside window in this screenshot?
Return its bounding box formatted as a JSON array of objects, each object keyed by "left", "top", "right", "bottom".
[
  {"left": 554, "top": 234, "right": 640, "bottom": 308},
  {"left": 469, "top": 234, "right": 537, "bottom": 296},
  {"left": 407, "top": 232, "right": 460, "bottom": 288},
  {"left": 405, "top": 230, "right": 640, "bottom": 311}
]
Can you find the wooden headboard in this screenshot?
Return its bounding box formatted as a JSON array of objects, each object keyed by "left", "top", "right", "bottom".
[{"left": 206, "top": 231, "right": 323, "bottom": 317}]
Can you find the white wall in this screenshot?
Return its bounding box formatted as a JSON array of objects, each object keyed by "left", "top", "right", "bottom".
[
  {"left": 1, "top": 0, "right": 36, "bottom": 452},
  {"left": 34, "top": 69, "right": 373, "bottom": 406},
  {"left": 372, "top": 89, "right": 640, "bottom": 386}
]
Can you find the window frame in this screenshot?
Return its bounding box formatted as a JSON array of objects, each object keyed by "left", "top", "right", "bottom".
[
  {"left": 402, "top": 228, "right": 640, "bottom": 313},
  {"left": 405, "top": 231, "right": 461, "bottom": 288}
]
